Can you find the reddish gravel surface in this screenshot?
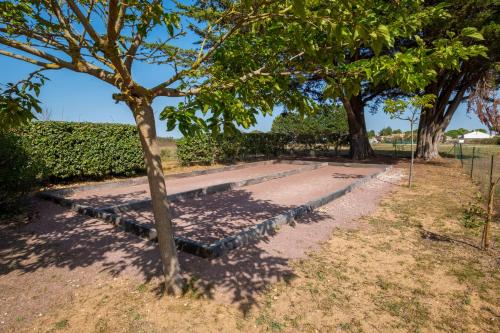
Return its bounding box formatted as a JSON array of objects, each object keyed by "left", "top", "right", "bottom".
[
  {"left": 0, "top": 163, "right": 399, "bottom": 331},
  {"left": 66, "top": 163, "right": 301, "bottom": 207},
  {"left": 120, "top": 165, "right": 383, "bottom": 242}
]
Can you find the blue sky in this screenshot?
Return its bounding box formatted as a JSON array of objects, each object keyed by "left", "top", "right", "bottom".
[{"left": 1, "top": 50, "right": 486, "bottom": 138}]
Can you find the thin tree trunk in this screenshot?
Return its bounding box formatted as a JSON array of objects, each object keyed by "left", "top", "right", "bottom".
[
  {"left": 342, "top": 94, "right": 374, "bottom": 160},
  {"left": 129, "top": 97, "right": 184, "bottom": 294},
  {"left": 481, "top": 182, "right": 496, "bottom": 250},
  {"left": 409, "top": 121, "right": 414, "bottom": 189}
]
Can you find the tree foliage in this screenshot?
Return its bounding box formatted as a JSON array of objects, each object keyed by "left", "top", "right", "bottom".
[
  {"left": 414, "top": 0, "right": 499, "bottom": 159},
  {"left": 193, "top": 0, "right": 488, "bottom": 158},
  {"left": 468, "top": 70, "right": 499, "bottom": 133},
  {"left": 271, "top": 105, "right": 347, "bottom": 135},
  {"left": 379, "top": 127, "right": 393, "bottom": 136},
  {"left": 0, "top": 72, "right": 46, "bottom": 129}
]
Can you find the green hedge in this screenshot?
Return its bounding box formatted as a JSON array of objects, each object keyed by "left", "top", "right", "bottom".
[
  {"left": 176, "top": 134, "right": 216, "bottom": 165},
  {"left": 176, "top": 132, "right": 349, "bottom": 165},
  {"left": 0, "top": 131, "right": 43, "bottom": 214},
  {"left": 18, "top": 121, "right": 145, "bottom": 180}
]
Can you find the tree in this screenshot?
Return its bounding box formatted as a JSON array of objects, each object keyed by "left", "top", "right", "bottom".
[
  {"left": 468, "top": 70, "right": 500, "bottom": 134},
  {"left": 468, "top": 70, "right": 499, "bottom": 250},
  {"left": 385, "top": 95, "right": 436, "bottom": 188},
  {"left": 415, "top": 0, "right": 499, "bottom": 159},
  {"left": 181, "top": 1, "right": 486, "bottom": 160},
  {"left": 445, "top": 128, "right": 470, "bottom": 139},
  {"left": 0, "top": 71, "right": 46, "bottom": 129},
  {"left": 393, "top": 129, "right": 402, "bottom": 135},
  {"left": 271, "top": 105, "right": 348, "bottom": 135},
  {"left": 481, "top": 160, "right": 499, "bottom": 250},
  {"left": 0, "top": 0, "right": 301, "bottom": 292},
  {"left": 368, "top": 130, "right": 376, "bottom": 139},
  {"left": 379, "top": 127, "right": 393, "bottom": 137}
]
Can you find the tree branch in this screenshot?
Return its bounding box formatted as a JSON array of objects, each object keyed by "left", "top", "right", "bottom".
[
  {"left": 66, "top": 0, "right": 103, "bottom": 46},
  {"left": 0, "top": 49, "right": 60, "bottom": 69}
]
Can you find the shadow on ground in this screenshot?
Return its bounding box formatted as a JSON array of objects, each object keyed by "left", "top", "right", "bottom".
[{"left": 0, "top": 189, "right": 330, "bottom": 314}]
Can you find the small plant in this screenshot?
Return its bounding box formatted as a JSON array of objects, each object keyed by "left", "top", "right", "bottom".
[
  {"left": 384, "top": 94, "right": 436, "bottom": 189},
  {"left": 136, "top": 284, "right": 147, "bottom": 293},
  {"left": 462, "top": 195, "right": 486, "bottom": 228},
  {"left": 53, "top": 319, "right": 69, "bottom": 330}
]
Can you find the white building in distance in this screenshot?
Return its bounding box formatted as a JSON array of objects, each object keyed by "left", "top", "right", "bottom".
[{"left": 460, "top": 131, "right": 492, "bottom": 139}]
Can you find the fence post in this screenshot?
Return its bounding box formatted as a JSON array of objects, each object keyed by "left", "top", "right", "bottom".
[
  {"left": 460, "top": 143, "right": 463, "bottom": 168},
  {"left": 470, "top": 147, "right": 476, "bottom": 178},
  {"left": 489, "top": 154, "right": 494, "bottom": 187}
]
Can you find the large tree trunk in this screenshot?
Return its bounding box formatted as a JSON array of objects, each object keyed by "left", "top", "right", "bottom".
[
  {"left": 342, "top": 94, "right": 375, "bottom": 160},
  {"left": 128, "top": 97, "right": 183, "bottom": 294},
  {"left": 416, "top": 112, "right": 445, "bottom": 160},
  {"left": 416, "top": 71, "right": 469, "bottom": 160}
]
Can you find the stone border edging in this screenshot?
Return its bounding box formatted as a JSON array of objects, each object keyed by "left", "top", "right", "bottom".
[
  {"left": 39, "top": 161, "right": 390, "bottom": 259},
  {"left": 203, "top": 165, "right": 391, "bottom": 258}
]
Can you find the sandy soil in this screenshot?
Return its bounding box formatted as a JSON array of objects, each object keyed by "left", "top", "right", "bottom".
[
  {"left": 0, "top": 165, "right": 393, "bottom": 332},
  {"left": 118, "top": 165, "right": 383, "bottom": 242},
  {"left": 66, "top": 163, "right": 302, "bottom": 207}
]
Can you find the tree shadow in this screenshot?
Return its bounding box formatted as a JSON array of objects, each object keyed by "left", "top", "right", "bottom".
[
  {"left": 420, "top": 229, "right": 483, "bottom": 251},
  {"left": 68, "top": 189, "right": 150, "bottom": 207},
  {"left": 0, "top": 191, "right": 329, "bottom": 314},
  {"left": 118, "top": 189, "right": 328, "bottom": 243}
]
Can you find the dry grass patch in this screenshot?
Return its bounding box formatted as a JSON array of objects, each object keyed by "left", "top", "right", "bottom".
[{"left": 250, "top": 160, "right": 499, "bottom": 332}]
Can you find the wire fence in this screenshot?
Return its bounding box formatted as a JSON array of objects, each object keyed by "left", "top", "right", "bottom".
[{"left": 451, "top": 144, "right": 500, "bottom": 205}]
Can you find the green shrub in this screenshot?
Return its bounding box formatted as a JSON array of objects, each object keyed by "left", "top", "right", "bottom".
[
  {"left": 0, "top": 131, "right": 44, "bottom": 215},
  {"left": 462, "top": 197, "right": 486, "bottom": 228},
  {"left": 176, "top": 134, "right": 216, "bottom": 166},
  {"left": 177, "top": 132, "right": 348, "bottom": 165},
  {"left": 19, "top": 121, "right": 145, "bottom": 180}
]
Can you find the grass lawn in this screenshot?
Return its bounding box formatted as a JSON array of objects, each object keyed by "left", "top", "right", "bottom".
[
  {"left": 25, "top": 160, "right": 499, "bottom": 332},
  {"left": 372, "top": 143, "right": 500, "bottom": 157}
]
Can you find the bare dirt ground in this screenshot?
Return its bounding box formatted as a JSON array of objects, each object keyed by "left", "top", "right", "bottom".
[{"left": 1, "top": 160, "right": 498, "bottom": 332}]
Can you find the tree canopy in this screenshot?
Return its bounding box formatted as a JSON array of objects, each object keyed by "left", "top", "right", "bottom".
[
  {"left": 415, "top": 0, "right": 499, "bottom": 159},
  {"left": 271, "top": 105, "right": 347, "bottom": 135},
  {"left": 192, "top": 0, "right": 487, "bottom": 158}
]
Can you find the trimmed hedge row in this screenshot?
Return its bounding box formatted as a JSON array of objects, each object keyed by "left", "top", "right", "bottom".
[
  {"left": 18, "top": 121, "right": 145, "bottom": 180},
  {"left": 176, "top": 132, "right": 349, "bottom": 165},
  {"left": 0, "top": 131, "right": 43, "bottom": 214}
]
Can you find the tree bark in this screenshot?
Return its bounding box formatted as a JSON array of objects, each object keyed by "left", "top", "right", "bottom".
[
  {"left": 416, "top": 112, "right": 445, "bottom": 160},
  {"left": 416, "top": 71, "right": 469, "bottom": 160},
  {"left": 128, "top": 97, "right": 184, "bottom": 294},
  {"left": 342, "top": 94, "right": 375, "bottom": 160}
]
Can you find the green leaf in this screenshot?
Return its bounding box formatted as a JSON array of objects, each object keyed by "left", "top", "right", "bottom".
[
  {"left": 292, "top": 0, "right": 306, "bottom": 18},
  {"left": 461, "top": 27, "right": 484, "bottom": 40}
]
